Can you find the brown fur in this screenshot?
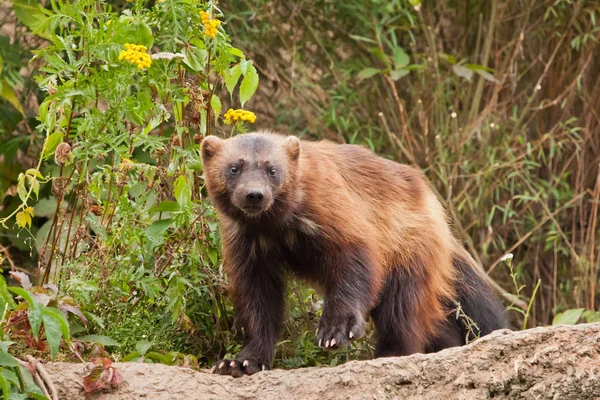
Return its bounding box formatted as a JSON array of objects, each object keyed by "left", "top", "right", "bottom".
[{"left": 201, "top": 131, "right": 506, "bottom": 376}]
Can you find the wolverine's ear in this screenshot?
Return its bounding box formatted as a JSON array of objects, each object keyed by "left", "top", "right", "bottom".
[
  {"left": 201, "top": 136, "right": 223, "bottom": 162},
  {"left": 284, "top": 136, "right": 300, "bottom": 162}
]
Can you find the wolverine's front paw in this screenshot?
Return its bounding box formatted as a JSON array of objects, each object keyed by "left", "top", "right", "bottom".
[
  {"left": 209, "top": 358, "right": 268, "bottom": 377},
  {"left": 317, "top": 312, "right": 365, "bottom": 350}
]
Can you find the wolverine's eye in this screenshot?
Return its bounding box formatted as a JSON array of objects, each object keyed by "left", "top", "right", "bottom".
[
  {"left": 230, "top": 165, "right": 240, "bottom": 174},
  {"left": 268, "top": 167, "right": 277, "bottom": 176}
]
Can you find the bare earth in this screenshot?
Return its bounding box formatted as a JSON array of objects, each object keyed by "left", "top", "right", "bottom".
[{"left": 45, "top": 323, "right": 600, "bottom": 400}]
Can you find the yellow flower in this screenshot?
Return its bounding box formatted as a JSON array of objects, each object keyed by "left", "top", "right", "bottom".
[
  {"left": 200, "top": 10, "right": 221, "bottom": 38},
  {"left": 119, "top": 43, "right": 152, "bottom": 70},
  {"left": 224, "top": 109, "right": 257, "bottom": 124},
  {"left": 119, "top": 158, "right": 135, "bottom": 172}
]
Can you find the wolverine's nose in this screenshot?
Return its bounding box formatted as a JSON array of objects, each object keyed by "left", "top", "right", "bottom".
[{"left": 245, "top": 190, "right": 264, "bottom": 204}]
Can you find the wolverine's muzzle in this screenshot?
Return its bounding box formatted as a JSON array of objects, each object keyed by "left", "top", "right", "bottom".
[{"left": 233, "top": 186, "right": 274, "bottom": 216}]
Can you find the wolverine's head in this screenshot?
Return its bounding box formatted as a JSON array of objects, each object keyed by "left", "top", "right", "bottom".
[{"left": 201, "top": 132, "right": 301, "bottom": 218}]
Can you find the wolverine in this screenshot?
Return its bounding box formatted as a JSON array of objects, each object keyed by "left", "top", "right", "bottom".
[{"left": 201, "top": 131, "right": 507, "bottom": 377}]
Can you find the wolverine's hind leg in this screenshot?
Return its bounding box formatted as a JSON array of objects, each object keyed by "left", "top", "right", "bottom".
[{"left": 371, "top": 265, "right": 442, "bottom": 357}]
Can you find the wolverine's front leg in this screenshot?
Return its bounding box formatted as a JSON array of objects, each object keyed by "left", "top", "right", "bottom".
[
  {"left": 211, "top": 249, "right": 285, "bottom": 377},
  {"left": 316, "top": 243, "right": 379, "bottom": 350}
]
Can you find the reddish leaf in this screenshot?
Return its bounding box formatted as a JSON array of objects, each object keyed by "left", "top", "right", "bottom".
[
  {"left": 83, "top": 366, "right": 106, "bottom": 393},
  {"left": 9, "top": 271, "right": 32, "bottom": 289},
  {"left": 59, "top": 304, "right": 88, "bottom": 325},
  {"left": 110, "top": 369, "right": 123, "bottom": 388},
  {"left": 43, "top": 283, "right": 59, "bottom": 294},
  {"left": 90, "top": 357, "right": 113, "bottom": 368},
  {"left": 33, "top": 293, "right": 52, "bottom": 306},
  {"left": 82, "top": 358, "right": 123, "bottom": 394}
]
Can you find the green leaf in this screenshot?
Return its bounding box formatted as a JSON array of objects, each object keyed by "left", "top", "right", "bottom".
[
  {"left": 552, "top": 308, "right": 585, "bottom": 326},
  {"left": 115, "top": 18, "right": 154, "bottom": 48},
  {"left": 207, "top": 247, "right": 218, "bottom": 265},
  {"left": 392, "top": 47, "right": 409, "bottom": 68},
  {"left": 174, "top": 176, "right": 190, "bottom": 209},
  {"left": 349, "top": 34, "right": 377, "bottom": 44},
  {"left": 0, "top": 78, "right": 25, "bottom": 116},
  {"left": 229, "top": 47, "right": 244, "bottom": 58},
  {"left": 239, "top": 59, "right": 249, "bottom": 75},
  {"left": 224, "top": 64, "right": 242, "bottom": 99},
  {"left": 29, "top": 302, "right": 44, "bottom": 341},
  {"left": 25, "top": 169, "right": 43, "bottom": 179},
  {"left": 390, "top": 69, "right": 410, "bottom": 81},
  {"left": 0, "top": 277, "right": 16, "bottom": 309},
  {"left": 27, "top": 391, "right": 50, "bottom": 400},
  {"left": 10, "top": 0, "right": 51, "bottom": 39},
  {"left": 0, "top": 372, "right": 10, "bottom": 400},
  {"left": 9, "top": 287, "right": 43, "bottom": 339},
  {"left": 0, "top": 351, "right": 19, "bottom": 368},
  {"left": 211, "top": 95, "right": 222, "bottom": 117},
  {"left": 135, "top": 340, "right": 152, "bottom": 356},
  {"left": 146, "top": 219, "right": 172, "bottom": 243},
  {"left": 1, "top": 368, "right": 18, "bottom": 386},
  {"left": 121, "top": 351, "right": 141, "bottom": 362},
  {"left": 439, "top": 53, "right": 457, "bottom": 65},
  {"left": 369, "top": 48, "right": 389, "bottom": 65},
  {"left": 7, "top": 287, "right": 35, "bottom": 308},
  {"left": 34, "top": 197, "right": 57, "bottom": 218},
  {"left": 452, "top": 65, "right": 473, "bottom": 81},
  {"left": 31, "top": 178, "right": 40, "bottom": 199},
  {"left": 357, "top": 68, "right": 380, "bottom": 81},
  {"left": 239, "top": 65, "right": 259, "bottom": 107},
  {"left": 41, "top": 132, "right": 63, "bottom": 161},
  {"left": 182, "top": 46, "right": 207, "bottom": 72},
  {"left": 0, "top": 136, "right": 29, "bottom": 159},
  {"left": 76, "top": 335, "right": 120, "bottom": 347},
  {"left": 42, "top": 308, "right": 71, "bottom": 347},
  {"left": 474, "top": 69, "right": 498, "bottom": 82},
  {"left": 150, "top": 201, "right": 180, "bottom": 213},
  {"left": 42, "top": 312, "right": 61, "bottom": 359}
]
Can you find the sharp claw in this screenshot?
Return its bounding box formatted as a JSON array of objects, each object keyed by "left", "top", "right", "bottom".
[
  {"left": 230, "top": 361, "right": 236, "bottom": 367},
  {"left": 349, "top": 331, "right": 354, "bottom": 339},
  {"left": 325, "top": 340, "right": 330, "bottom": 348},
  {"left": 210, "top": 365, "right": 216, "bottom": 374},
  {"left": 318, "top": 339, "right": 322, "bottom": 347},
  {"left": 331, "top": 338, "right": 337, "bottom": 346},
  {"left": 262, "top": 365, "right": 266, "bottom": 371},
  {"left": 219, "top": 361, "right": 225, "bottom": 369},
  {"left": 316, "top": 328, "right": 319, "bottom": 335},
  {"left": 243, "top": 360, "right": 249, "bottom": 367}
]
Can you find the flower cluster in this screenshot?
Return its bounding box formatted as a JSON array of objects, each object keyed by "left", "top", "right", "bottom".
[
  {"left": 224, "top": 109, "right": 257, "bottom": 124},
  {"left": 200, "top": 11, "right": 221, "bottom": 38},
  {"left": 55, "top": 142, "right": 73, "bottom": 166},
  {"left": 118, "top": 44, "right": 152, "bottom": 70}
]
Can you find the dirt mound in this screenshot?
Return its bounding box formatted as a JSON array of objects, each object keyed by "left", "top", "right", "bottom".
[{"left": 44, "top": 323, "right": 600, "bottom": 399}]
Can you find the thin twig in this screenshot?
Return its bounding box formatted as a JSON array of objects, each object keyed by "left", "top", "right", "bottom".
[
  {"left": 487, "top": 191, "right": 587, "bottom": 274},
  {"left": 24, "top": 356, "right": 58, "bottom": 400}
]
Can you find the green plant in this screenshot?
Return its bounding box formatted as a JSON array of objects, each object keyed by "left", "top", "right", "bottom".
[
  {"left": 0, "top": 346, "right": 48, "bottom": 400},
  {"left": 0, "top": 0, "right": 266, "bottom": 368},
  {"left": 0, "top": 270, "right": 77, "bottom": 399},
  {"left": 502, "top": 254, "right": 541, "bottom": 330}
]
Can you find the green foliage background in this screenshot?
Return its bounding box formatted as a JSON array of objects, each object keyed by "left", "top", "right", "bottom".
[{"left": 0, "top": 0, "right": 599, "bottom": 385}]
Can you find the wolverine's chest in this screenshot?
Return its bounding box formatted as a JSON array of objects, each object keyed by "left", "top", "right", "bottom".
[{"left": 244, "top": 218, "right": 326, "bottom": 278}]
